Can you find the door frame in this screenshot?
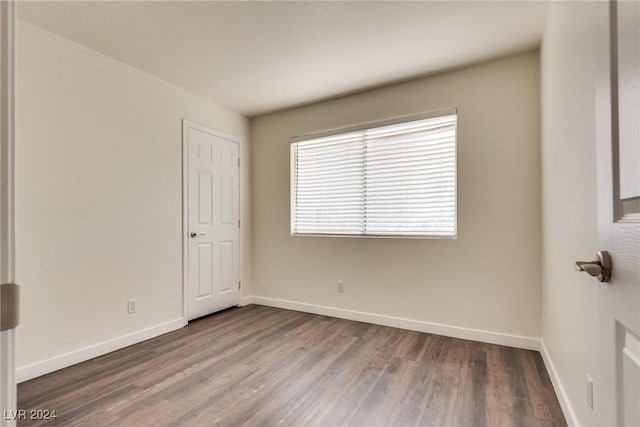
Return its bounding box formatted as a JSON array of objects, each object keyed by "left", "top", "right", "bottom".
[
  {"left": 181, "top": 120, "right": 243, "bottom": 321},
  {"left": 1, "top": 1, "right": 17, "bottom": 425}
]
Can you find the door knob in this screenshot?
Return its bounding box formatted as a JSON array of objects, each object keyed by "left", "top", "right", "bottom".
[
  {"left": 190, "top": 232, "right": 205, "bottom": 238},
  {"left": 575, "top": 250, "right": 612, "bottom": 282}
]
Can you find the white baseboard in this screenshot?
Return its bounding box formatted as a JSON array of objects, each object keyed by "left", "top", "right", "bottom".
[
  {"left": 250, "top": 296, "right": 540, "bottom": 351},
  {"left": 540, "top": 340, "right": 579, "bottom": 426},
  {"left": 240, "top": 296, "right": 255, "bottom": 306},
  {"left": 17, "top": 318, "right": 187, "bottom": 383}
]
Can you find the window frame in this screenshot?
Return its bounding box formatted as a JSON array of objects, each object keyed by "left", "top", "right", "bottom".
[{"left": 290, "top": 108, "right": 458, "bottom": 239}]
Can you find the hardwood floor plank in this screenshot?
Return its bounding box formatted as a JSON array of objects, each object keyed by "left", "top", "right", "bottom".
[
  {"left": 182, "top": 317, "right": 356, "bottom": 426},
  {"left": 316, "top": 328, "right": 406, "bottom": 426},
  {"left": 117, "top": 312, "right": 317, "bottom": 423},
  {"left": 285, "top": 325, "right": 390, "bottom": 426},
  {"left": 18, "top": 306, "right": 567, "bottom": 427},
  {"left": 391, "top": 334, "right": 456, "bottom": 426},
  {"left": 520, "top": 351, "right": 556, "bottom": 423},
  {"left": 501, "top": 347, "right": 534, "bottom": 426},
  {"left": 450, "top": 345, "right": 488, "bottom": 427}
]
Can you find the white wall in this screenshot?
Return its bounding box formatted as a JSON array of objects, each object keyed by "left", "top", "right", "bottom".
[
  {"left": 15, "top": 21, "right": 251, "bottom": 373},
  {"left": 251, "top": 52, "right": 541, "bottom": 343},
  {"left": 540, "top": 2, "right": 602, "bottom": 425}
]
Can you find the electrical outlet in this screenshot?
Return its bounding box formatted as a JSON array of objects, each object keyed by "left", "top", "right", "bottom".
[
  {"left": 337, "top": 280, "right": 345, "bottom": 293},
  {"left": 586, "top": 375, "right": 593, "bottom": 410},
  {"left": 127, "top": 298, "right": 137, "bottom": 314}
]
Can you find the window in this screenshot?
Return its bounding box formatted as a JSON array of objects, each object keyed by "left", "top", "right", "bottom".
[{"left": 290, "top": 111, "right": 457, "bottom": 238}]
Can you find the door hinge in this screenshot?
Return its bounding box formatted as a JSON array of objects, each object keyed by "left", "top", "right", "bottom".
[
  {"left": 237, "top": 158, "right": 240, "bottom": 168},
  {"left": 238, "top": 219, "right": 240, "bottom": 228},
  {"left": 238, "top": 281, "right": 241, "bottom": 289}
]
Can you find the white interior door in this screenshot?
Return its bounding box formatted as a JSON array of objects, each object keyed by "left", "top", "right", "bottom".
[
  {"left": 184, "top": 121, "right": 240, "bottom": 321},
  {"left": 0, "top": 1, "right": 17, "bottom": 426},
  {"left": 595, "top": 1, "right": 640, "bottom": 425}
]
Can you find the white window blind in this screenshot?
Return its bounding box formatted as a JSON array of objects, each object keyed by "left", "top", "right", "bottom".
[{"left": 291, "top": 113, "right": 456, "bottom": 238}]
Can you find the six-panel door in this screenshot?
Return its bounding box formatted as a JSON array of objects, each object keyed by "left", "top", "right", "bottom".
[{"left": 186, "top": 125, "right": 240, "bottom": 320}]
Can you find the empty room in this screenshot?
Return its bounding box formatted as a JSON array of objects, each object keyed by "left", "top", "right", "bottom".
[{"left": 0, "top": 0, "right": 639, "bottom": 426}]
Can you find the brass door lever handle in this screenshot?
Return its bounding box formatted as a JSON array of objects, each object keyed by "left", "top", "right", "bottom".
[{"left": 575, "top": 251, "right": 612, "bottom": 282}]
